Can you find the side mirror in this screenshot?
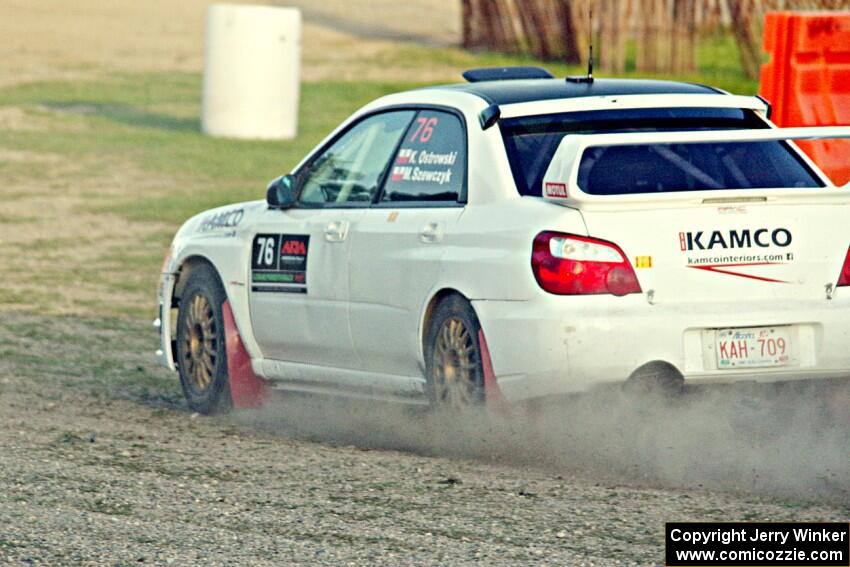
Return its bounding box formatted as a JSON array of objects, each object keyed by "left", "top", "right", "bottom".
[{"left": 266, "top": 174, "right": 297, "bottom": 209}]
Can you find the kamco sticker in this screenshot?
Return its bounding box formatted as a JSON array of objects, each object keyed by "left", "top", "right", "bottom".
[
  {"left": 678, "top": 228, "right": 792, "bottom": 251},
  {"left": 251, "top": 234, "right": 309, "bottom": 293},
  {"left": 198, "top": 208, "right": 244, "bottom": 232},
  {"left": 545, "top": 182, "right": 568, "bottom": 198}
]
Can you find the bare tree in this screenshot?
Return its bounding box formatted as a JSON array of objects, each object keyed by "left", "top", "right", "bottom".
[
  {"left": 460, "top": 0, "right": 850, "bottom": 78},
  {"left": 461, "top": 0, "right": 585, "bottom": 63}
]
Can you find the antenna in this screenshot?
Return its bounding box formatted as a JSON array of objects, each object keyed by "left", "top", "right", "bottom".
[
  {"left": 567, "top": 0, "right": 595, "bottom": 84},
  {"left": 587, "top": 2, "right": 594, "bottom": 80}
]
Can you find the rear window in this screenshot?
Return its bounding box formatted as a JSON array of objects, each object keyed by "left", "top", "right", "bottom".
[
  {"left": 578, "top": 141, "right": 822, "bottom": 195},
  {"left": 500, "top": 107, "right": 823, "bottom": 196}
]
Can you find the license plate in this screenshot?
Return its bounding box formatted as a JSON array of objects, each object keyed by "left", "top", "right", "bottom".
[{"left": 715, "top": 326, "right": 792, "bottom": 369}]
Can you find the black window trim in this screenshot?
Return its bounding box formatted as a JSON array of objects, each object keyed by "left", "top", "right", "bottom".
[{"left": 291, "top": 104, "right": 469, "bottom": 210}]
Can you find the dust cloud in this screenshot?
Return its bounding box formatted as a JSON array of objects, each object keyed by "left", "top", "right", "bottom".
[{"left": 234, "top": 379, "right": 850, "bottom": 505}]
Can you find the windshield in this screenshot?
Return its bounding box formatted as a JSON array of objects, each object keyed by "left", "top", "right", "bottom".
[
  {"left": 578, "top": 141, "right": 822, "bottom": 195},
  {"left": 500, "top": 107, "right": 823, "bottom": 196}
]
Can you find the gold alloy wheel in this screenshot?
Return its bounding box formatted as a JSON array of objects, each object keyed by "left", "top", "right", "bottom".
[
  {"left": 432, "top": 317, "right": 478, "bottom": 408},
  {"left": 182, "top": 293, "right": 218, "bottom": 392}
]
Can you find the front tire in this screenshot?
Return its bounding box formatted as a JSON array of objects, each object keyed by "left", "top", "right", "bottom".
[
  {"left": 424, "top": 295, "right": 485, "bottom": 411},
  {"left": 175, "top": 264, "right": 232, "bottom": 414}
]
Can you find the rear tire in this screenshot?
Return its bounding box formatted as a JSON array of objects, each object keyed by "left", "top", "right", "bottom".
[
  {"left": 623, "top": 362, "right": 684, "bottom": 399},
  {"left": 424, "top": 295, "right": 485, "bottom": 411},
  {"left": 175, "top": 264, "right": 232, "bottom": 415}
]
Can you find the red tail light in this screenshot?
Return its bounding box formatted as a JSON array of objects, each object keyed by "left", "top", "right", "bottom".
[
  {"left": 531, "top": 231, "right": 641, "bottom": 296},
  {"left": 838, "top": 248, "right": 850, "bottom": 287}
]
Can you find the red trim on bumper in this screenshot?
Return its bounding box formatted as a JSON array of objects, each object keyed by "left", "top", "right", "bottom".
[
  {"left": 478, "top": 328, "right": 509, "bottom": 414},
  {"left": 222, "top": 300, "right": 270, "bottom": 409}
]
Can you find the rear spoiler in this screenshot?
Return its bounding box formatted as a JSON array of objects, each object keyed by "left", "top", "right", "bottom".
[
  {"left": 542, "top": 126, "right": 850, "bottom": 206},
  {"left": 565, "top": 126, "right": 850, "bottom": 147}
]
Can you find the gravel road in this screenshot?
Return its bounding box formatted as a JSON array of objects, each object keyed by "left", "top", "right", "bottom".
[{"left": 1, "top": 313, "right": 847, "bottom": 566}]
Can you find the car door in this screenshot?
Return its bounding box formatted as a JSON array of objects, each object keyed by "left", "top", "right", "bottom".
[
  {"left": 249, "top": 110, "right": 416, "bottom": 369},
  {"left": 349, "top": 109, "right": 467, "bottom": 378}
]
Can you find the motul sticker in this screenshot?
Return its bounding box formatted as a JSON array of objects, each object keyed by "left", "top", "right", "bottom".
[
  {"left": 545, "top": 182, "right": 568, "bottom": 198},
  {"left": 251, "top": 234, "right": 309, "bottom": 293}
]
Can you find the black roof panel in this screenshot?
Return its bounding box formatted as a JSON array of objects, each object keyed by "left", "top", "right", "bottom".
[{"left": 435, "top": 78, "right": 721, "bottom": 106}]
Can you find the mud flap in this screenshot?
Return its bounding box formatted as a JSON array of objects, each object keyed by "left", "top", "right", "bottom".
[
  {"left": 222, "top": 300, "right": 270, "bottom": 409},
  {"left": 478, "top": 329, "right": 510, "bottom": 415}
]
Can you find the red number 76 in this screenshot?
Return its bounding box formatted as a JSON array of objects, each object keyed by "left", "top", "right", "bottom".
[{"left": 409, "top": 116, "right": 438, "bottom": 143}]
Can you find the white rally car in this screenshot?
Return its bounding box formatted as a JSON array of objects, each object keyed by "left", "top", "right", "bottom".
[{"left": 155, "top": 66, "right": 850, "bottom": 414}]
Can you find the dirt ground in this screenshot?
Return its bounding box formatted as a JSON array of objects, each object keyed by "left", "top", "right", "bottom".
[
  {"left": 0, "top": 0, "right": 461, "bottom": 87},
  {"left": 0, "top": 2, "right": 848, "bottom": 566},
  {"left": 1, "top": 312, "right": 847, "bottom": 566}
]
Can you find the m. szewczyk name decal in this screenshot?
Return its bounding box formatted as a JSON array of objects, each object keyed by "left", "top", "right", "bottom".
[
  {"left": 251, "top": 234, "right": 309, "bottom": 293},
  {"left": 679, "top": 227, "right": 792, "bottom": 251}
]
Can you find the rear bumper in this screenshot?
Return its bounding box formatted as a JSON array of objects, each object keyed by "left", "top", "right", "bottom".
[{"left": 472, "top": 294, "right": 850, "bottom": 402}]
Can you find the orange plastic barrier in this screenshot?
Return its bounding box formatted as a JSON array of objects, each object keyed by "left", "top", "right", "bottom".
[{"left": 760, "top": 11, "right": 850, "bottom": 185}]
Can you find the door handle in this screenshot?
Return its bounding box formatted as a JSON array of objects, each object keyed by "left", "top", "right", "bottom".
[
  {"left": 420, "top": 222, "right": 443, "bottom": 243},
  {"left": 324, "top": 220, "right": 349, "bottom": 242}
]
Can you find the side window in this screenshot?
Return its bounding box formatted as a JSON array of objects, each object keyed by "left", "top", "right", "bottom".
[
  {"left": 381, "top": 110, "right": 466, "bottom": 203},
  {"left": 299, "top": 111, "right": 415, "bottom": 206}
]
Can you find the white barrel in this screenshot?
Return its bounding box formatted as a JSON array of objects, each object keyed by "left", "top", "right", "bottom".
[{"left": 202, "top": 4, "right": 301, "bottom": 140}]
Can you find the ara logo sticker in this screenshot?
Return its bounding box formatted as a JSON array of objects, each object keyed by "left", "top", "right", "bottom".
[
  {"left": 281, "top": 239, "right": 307, "bottom": 256},
  {"left": 545, "top": 182, "right": 568, "bottom": 198},
  {"left": 251, "top": 234, "right": 309, "bottom": 293}
]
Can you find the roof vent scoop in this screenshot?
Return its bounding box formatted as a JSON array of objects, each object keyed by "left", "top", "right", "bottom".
[{"left": 462, "top": 66, "right": 554, "bottom": 83}]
